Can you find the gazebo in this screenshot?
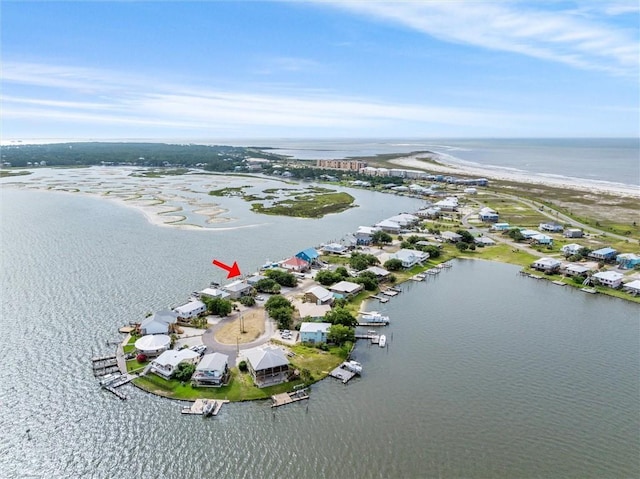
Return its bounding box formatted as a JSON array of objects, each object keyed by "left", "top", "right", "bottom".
[{"left": 135, "top": 334, "right": 171, "bottom": 357}]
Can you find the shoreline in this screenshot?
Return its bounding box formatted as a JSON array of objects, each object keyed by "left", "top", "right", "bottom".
[{"left": 389, "top": 152, "right": 640, "bottom": 199}]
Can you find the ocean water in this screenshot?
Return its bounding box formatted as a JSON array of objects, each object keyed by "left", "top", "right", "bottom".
[
  {"left": 1, "top": 186, "right": 638, "bottom": 478},
  {"left": 222, "top": 137, "right": 639, "bottom": 187}
]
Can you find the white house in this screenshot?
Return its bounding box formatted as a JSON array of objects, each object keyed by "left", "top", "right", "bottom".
[
  {"left": 434, "top": 197, "right": 459, "bottom": 211},
  {"left": 173, "top": 300, "right": 207, "bottom": 320},
  {"left": 386, "top": 213, "right": 419, "bottom": 227},
  {"left": 622, "top": 280, "right": 640, "bottom": 295},
  {"left": 296, "top": 301, "right": 332, "bottom": 321},
  {"left": 592, "top": 271, "right": 624, "bottom": 288},
  {"left": 564, "top": 228, "right": 584, "bottom": 238},
  {"left": 200, "top": 287, "right": 231, "bottom": 300},
  {"left": 151, "top": 349, "right": 200, "bottom": 379},
  {"left": 389, "top": 248, "right": 429, "bottom": 268},
  {"left": 140, "top": 310, "right": 178, "bottom": 335},
  {"left": 134, "top": 334, "right": 171, "bottom": 357},
  {"left": 562, "top": 263, "right": 591, "bottom": 277},
  {"left": 375, "top": 219, "right": 401, "bottom": 233},
  {"left": 329, "top": 281, "right": 364, "bottom": 298},
  {"left": 321, "top": 243, "right": 348, "bottom": 254},
  {"left": 192, "top": 352, "right": 230, "bottom": 387},
  {"left": 561, "top": 244, "right": 583, "bottom": 256},
  {"left": 491, "top": 223, "right": 511, "bottom": 231},
  {"left": 531, "top": 233, "right": 553, "bottom": 245},
  {"left": 355, "top": 226, "right": 380, "bottom": 245},
  {"left": 539, "top": 222, "right": 563, "bottom": 232},
  {"left": 222, "top": 280, "right": 253, "bottom": 299},
  {"left": 478, "top": 207, "right": 499, "bottom": 222},
  {"left": 440, "top": 231, "right": 463, "bottom": 243},
  {"left": 531, "top": 257, "right": 561, "bottom": 273}
]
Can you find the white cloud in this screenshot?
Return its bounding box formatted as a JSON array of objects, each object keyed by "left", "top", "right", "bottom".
[
  {"left": 1, "top": 61, "right": 538, "bottom": 135},
  {"left": 316, "top": 1, "right": 639, "bottom": 76}
]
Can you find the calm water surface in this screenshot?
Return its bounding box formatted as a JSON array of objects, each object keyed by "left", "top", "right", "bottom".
[{"left": 1, "top": 188, "right": 638, "bottom": 478}]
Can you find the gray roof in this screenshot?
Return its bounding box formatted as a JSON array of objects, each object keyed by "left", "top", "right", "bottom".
[
  {"left": 244, "top": 347, "right": 289, "bottom": 371},
  {"left": 329, "top": 281, "right": 362, "bottom": 294},
  {"left": 306, "top": 285, "right": 333, "bottom": 302},
  {"left": 300, "top": 322, "right": 331, "bottom": 333},
  {"left": 223, "top": 280, "right": 252, "bottom": 293},
  {"left": 196, "top": 352, "right": 229, "bottom": 372}
]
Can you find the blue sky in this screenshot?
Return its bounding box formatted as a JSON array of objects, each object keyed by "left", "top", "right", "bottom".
[{"left": 1, "top": 0, "right": 638, "bottom": 139}]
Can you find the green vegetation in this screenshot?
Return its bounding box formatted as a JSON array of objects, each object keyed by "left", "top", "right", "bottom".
[
  {"left": 130, "top": 168, "right": 191, "bottom": 178},
  {"left": 202, "top": 296, "right": 233, "bottom": 317},
  {"left": 251, "top": 191, "right": 355, "bottom": 218},
  {"left": 208, "top": 186, "right": 251, "bottom": 197},
  {"left": 0, "top": 170, "right": 32, "bottom": 178},
  {"left": 264, "top": 269, "right": 297, "bottom": 287}
]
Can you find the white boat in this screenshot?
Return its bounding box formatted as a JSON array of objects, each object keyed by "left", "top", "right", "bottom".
[
  {"left": 342, "top": 360, "right": 363, "bottom": 374},
  {"left": 379, "top": 335, "right": 387, "bottom": 348},
  {"left": 202, "top": 400, "right": 216, "bottom": 417},
  {"left": 359, "top": 311, "right": 390, "bottom": 324},
  {"left": 99, "top": 373, "right": 120, "bottom": 387}
]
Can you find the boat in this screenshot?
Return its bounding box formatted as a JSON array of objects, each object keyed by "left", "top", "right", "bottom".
[
  {"left": 378, "top": 335, "right": 387, "bottom": 348},
  {"left": 359, "top": 311, "right": 390, "bottom": 324},
  {"left": 202, "top": 400, "right": 216, "bottom": 417},
  {"left": 342, "top": 360, "right": 363, "bottom": 374},
  {"left": 99, "top": 373, "right": 120, "bottom": 387}
]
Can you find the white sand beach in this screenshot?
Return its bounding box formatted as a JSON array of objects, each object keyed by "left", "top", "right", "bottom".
[{"left": 390, "top": 153, "right": 640, "bottom": 199}]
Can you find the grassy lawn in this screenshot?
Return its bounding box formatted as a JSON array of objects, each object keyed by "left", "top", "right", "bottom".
[
  {"left": 215, "top": 308, "right": 265, "bottom": 345},
  {"left": 450, "top": 243, "right": 538, "bottom": 267},
  {"left": 288, "top": 343, "right": 348, "bottom": 381},
  {"left": 0, "top": 170, "right": 32, "bottom": 178}
]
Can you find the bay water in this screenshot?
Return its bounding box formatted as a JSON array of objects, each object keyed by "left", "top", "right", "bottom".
[{"left": 1, "top": 186, "right": 638, "bottom": 478}]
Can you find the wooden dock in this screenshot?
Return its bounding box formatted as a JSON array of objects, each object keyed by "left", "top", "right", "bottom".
[
  {"left": 357, "top": 322, "right": 389, "bottom": 327},
  {"left": 181, "top": 399, "right": 229, "bottom": 416},
  {"left": 369, "top": 295, "right": 389, "bottom": 303},
  {"left": 92, "top": 355, "right": 119, "bottom": 377},
  {"left": 271, "top": 389, "right": 310, "bottom": 408},
  {"left": 329, "top": 367, "right": 357, "bottom": 384},
  {"left": 103, "top": 385, "right": 127, "bottom": 400},
  {"left": 381, "top": 289, "right": 399, "bottom": 297},
  {"left": 552, "top": 280, "right": 566, "bottom": 286}
]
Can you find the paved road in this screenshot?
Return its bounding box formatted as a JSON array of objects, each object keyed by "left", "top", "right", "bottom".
[{"left": 201, "top": 277, "right": 315, "bottom": 366}]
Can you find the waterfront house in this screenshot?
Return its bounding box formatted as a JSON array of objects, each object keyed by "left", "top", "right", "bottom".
[
  {"left": 355, "top": 226, "right": 380, "bottom": 245},
  {"left": 296, "top": 248, "right": 320, "bottom": 265},
  {"left": 246, "top": 274, "right": 268, "bottom": 286},
  {"left": 415, "top": 207, "right": 441, "bottom": 219},
  {"left": 299, "top": 322, "right": 331, "bottom": 344},
  {"left": 539, "top": 222, "right": 564, "bottom": 233},
  {"left": 222, "top": 280, "right": 253, "bottom": 299},
  {"left": 340, "top": 234, "right": 358, "bottom": 249},
  {"left": 478, "top": 207, "right": 499, "bottom": 222},
  {"left": 386, "top": 213, "right": 420, "bottom": 227},
  {"left": 588, "top": 247, "right": 618, "bottom": 262},
  {"left": 134, "top": 334, "right": 171, "bottom": 357},
  {"left": 389, "top": 248, "right": 429, "bottom": 268},
  {"left": 329, "top": 281, "right": 364, "bottom": 298},
  {"left": 365, "top": 265, "right": 391, "bottom": 280},
  {"left": 281, "top": 256, "right": 311, "bottom": 272},
  {"left": 564, "top": 228, "right": 584, "bottom": 238},
  {"left": 562, "top": 263, "right": 591, "bottom": 277},
  {"left": 192, "top": 352, "right": 230, "bottom": 387},
  {"left": 375, "top": 219, "right": 401, "bottom": 233},
  {"left": 433, "top": 197, "right": 459, "bottom": 212},
  {"left": 305, "top": 285, "right": 334, "bottom": 305},
  {"left": 173, "top": 300, "right": 207, "bottom": 320},
  {"left": 531, "top": 257, "right": 561, "bottom": 273},
  {"left": 321, "top": 243, "right": 348, "bottom": 255},
  {"left": 295, "top": 301, "right": 332, "bottom": 321},
  {"left": 244, "top": 346, "right": 290, "bottom": 388},
  {"left": 150, "top": 349, "right": 200, "bottom": 380},
  {"left": 622, "top": 280, "right": 640, "bottom": 295},
  {"left": 616, "top": 253, "right": 640, "bottom": 270},
  {"left": 140, "top": 310, "right": 178, "bottom": 335},
  {"left": 200, "top": 287, "right": 231, "bottom": 301},
  {"left": 561, "top": 243, "right": 583, "bottom": 256},
  {"left": 440, "top": 231, "right": 462, "bottom": 243},
  {"left": 592, "top": 270, "right": 624, "bottom": 288}
]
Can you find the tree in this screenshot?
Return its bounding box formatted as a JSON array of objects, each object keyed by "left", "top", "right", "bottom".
[
  {"left": 383, "top": 258, "right": 404, "bottom": 271},
  {"left": 202, "top": 297, "right": 233, "bottom": 317},
  {"left": 349, "top": 252, "right": 379, "bottom": 271},
  {"left": 335, "top": 266, "right": 350, "bottom": 279},
  {"left": 265, "top": 269, "right": 297, "bottom": 287},
  {"left": 315, "top": 270, "right": 342, "bottom": 286},
  {"left": 423, "top": 245, "right": 440, "bottom": 258},
  {"left": 327, "top": 324, "right": 355, "bottom": 345},
  {"left": 506, "top": 228, "right": 525, "bottom": 242},
  {"left": 456, "top": 229, "right": 475, "bottom": 244},
  {"left": 173, "top": 362, "right": 196, "bottom": 381},
  {"left": 254, "top": 278, "right": 281, "bottom": 293},
  {"left": 353, "top": 275, "right": 377, "bottom": 291},
  {"left": 324, "top": 307, "right": 358, "bottom": 327},
  {"left": 239, "top": 295, "right": 256, "bottom": 307},
  {"left": 371, "top": 230, "right": 393, "bottom": 245},
  {"left": 455, "top": 242, "right": 469, "bottom": 252},
  {"left": 265, "top": 294, "right": 292, "bottom": 313},
  {"left": 270, "top": 307, "right": 293, "bottom": 330}
]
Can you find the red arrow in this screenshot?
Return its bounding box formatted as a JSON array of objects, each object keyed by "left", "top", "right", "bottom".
[{"left": 212, "top": 259, "right": 241, "bottom": 279}]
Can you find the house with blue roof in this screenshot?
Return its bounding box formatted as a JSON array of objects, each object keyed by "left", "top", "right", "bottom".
[
  {"left": 616, "top": 253, "right": 640, "bottom": 269},
  {"left": 588, "top": 247, "right": 618, "bottom": 262},
  {"left": 296, "top": 248, "right": 320, "bottom": 264}
]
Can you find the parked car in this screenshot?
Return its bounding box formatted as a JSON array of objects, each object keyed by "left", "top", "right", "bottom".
[{"left": 190, "top": 344, "right": 207, "bottom": 356}]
